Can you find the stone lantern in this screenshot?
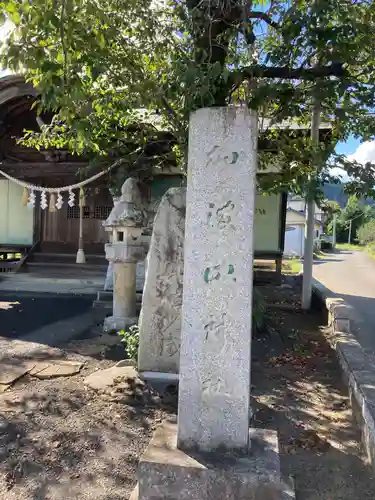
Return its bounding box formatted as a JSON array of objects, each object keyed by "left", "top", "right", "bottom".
[{"left": 103, "top": 178, "right": 145, "bottom": 332}]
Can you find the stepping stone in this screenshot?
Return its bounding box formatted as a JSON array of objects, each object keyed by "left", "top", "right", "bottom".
[
  {"left": 31, "top": 360, "right": 84, "bottom": 379},
  {"left": 29, "top": 362, "right": 51, "bottom": 376},
  {"left": 0, "top": 361, "right": 35, "bottom": 385},
  {"left": 84, "top": 365, "right": 139, "bottom": 392}
]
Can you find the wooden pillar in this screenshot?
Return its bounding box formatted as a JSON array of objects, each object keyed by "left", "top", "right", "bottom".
[
  {"left": 76, "top": 190, "right": 86, "bottom": 264},
  {"left": 275, "top": 256, "right": 282, "bottom": 276}
]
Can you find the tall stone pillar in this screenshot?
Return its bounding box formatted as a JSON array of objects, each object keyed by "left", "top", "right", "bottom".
[
  {"left": 178, "top": 106, "right": 256, "bottom": 451},
  {"left": 130, "top": 107, "right": 293, "bottom": 500},
  {"left": 103, "top": 179, "right": 145, "bottom": 332}
]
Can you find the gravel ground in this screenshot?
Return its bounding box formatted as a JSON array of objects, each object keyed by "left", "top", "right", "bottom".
[
  {"left": 0, "top": 279, "right": 373, "bottom": 499},
  {"left": 252, "top": 301, "right": 375, "bottom": 499},
  {"left": 0, "top": 334, "right": 172, "bottom": 500}
]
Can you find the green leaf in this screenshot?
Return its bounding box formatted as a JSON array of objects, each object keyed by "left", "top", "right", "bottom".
[
  {"left": 2, "top": 0, "right": 375, "bottom": 199},
  {"left": 98, "top": 33, "right": 105, "bottom": 49}
]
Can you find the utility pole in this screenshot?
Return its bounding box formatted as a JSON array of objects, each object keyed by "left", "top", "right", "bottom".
[
  {"left": 332, "top": 213, "right": 337, "bottom": 250},
  {"left": 302, "top": 95, "right": 320, "bottom": 310},
  {"left": 348, "top": 219, "right": 352, "bottom": 245}
]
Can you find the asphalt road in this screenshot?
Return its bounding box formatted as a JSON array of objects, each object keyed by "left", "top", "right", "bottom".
[
  {"left": 0, "top": 293, "right": 93, "bottom": 339},
  {"left": 313, "top": 250, "right": 375, "bottom": 356}
]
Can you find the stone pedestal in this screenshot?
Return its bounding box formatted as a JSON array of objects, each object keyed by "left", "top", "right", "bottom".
[
  {"left": 113, "top": 262, "right": 137, "bottom": 319},
  {"left": 130, "top": 107, "right": 294, "bottom": 499},
  {"left": 76, "top": 248, "right": 86, "bottom": 264},
  {"left": 130, "top": 420, "right": 294, "bottom": 500},
  {"left": 104, "top": 256, "right": 148, "bottom": 294},
  {"left": 104, "top": 263, "right": 138, "bottom": 331}
]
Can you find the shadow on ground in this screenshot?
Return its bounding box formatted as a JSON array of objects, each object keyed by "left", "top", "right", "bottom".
[
  {"left": 0, "top": 277, "right": 374, "bottom": 499},
  {"left": 0, "top": 294, "right": 92, "bottom": 338},
  {"left": 252, "top": 305, "right": 375, "bottom": 499},
  {"left": 0, "top": 365, "right": 174, "bottom": 500},
  {"left": 61, "top": 328, "right": 130, "bottom": 363},
  {"left": 313, "top": 258, "right": 344, "bottom": 264}
]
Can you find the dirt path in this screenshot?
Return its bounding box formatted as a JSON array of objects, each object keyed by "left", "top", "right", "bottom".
[
  {"left": 0, "top": 335, "right": 169, "bottom": 500},
  {"left": 252, "top": 303, "right": 375, "bottom": 499},
  {"left": 0, "top": 280, "right": 373, "bottom": 499}
]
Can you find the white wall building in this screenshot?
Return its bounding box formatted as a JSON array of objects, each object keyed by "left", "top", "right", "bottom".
[{"left": 284, "top": 207, "right": 323, "bottom": 257}]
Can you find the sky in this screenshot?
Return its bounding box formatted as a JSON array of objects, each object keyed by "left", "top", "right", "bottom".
[
  {"left": 0, "top": 19, "right": 11, "bottom": 77},
  {"left": 338, "top": 138, "right": 375, "bottom": 165},
  {"left": 336, "top": 137, "right": 362, "bottom": 157},
  {"left": 330, "top": 138, "right": 375, "bottom": 182},
  {"left": 0, "top": 18, "right": 11, "bottom": 42},
  {"left": 336, "top": 136, "right": 375, "bottom": 165}
]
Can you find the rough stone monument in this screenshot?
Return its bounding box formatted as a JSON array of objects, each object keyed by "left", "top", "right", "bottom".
[
  {"left": 103, "top": 178, "right": 145, "bottom": 332},
  {"left": 138, "top": 187, "right": 186, "bottom": 374},
  {"left": 130, "top": 107, "right": 293, "bottom": 499}
]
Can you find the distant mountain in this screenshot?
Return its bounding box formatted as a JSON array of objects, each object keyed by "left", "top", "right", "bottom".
[{"left": 322, "top": 183, "right": 375, "bottom": 207}]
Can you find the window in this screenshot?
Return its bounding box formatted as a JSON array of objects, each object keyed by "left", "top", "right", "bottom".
[
  {"left": 67, "top": 206, "right": 90, "bottom": 219},
  {"left": 67, "top": 207, "right": 79, "bottom": 219},
  {"left": 94, "top": 206, "right": 112, "bottom": 220},
  {"left": 66, "top": 206, "right": 112, "bottom": 219}
]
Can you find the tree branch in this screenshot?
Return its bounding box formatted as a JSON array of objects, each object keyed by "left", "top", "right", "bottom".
[
  {"left": 248, "top": 11, "right": 279, "bottom": 29},
  {"left": 60, "top": 0, "right": 67, "bottom": 84},
  {"left": 233, "top": 62, "right": 347, "bottom": 82}
]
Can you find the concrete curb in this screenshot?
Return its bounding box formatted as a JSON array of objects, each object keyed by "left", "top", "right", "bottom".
[{"left": 312, "top": 278, "right": 375, "bottom": 469}]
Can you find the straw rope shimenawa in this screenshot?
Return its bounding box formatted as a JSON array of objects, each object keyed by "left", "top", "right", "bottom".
[{"left": 0, "top": 160, "right": 120, "bottom": 209}]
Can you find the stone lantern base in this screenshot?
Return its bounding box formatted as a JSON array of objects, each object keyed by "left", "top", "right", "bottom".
[{"left": 103, "top": 315, "right": 138, "bottom": 333}]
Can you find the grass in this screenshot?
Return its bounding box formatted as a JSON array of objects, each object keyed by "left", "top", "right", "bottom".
[
  {"left": 282, "top": 258, "right": 302, "bottom": 274},
  {"left": 336, "top": 242, "right": 375, "bottom": 260},
  {"left": 336, "top": 243, "right": 363, "bottom": 251},
  {"left": 0, "top": 252, "right": 22, "bottom": 260},
  {"left": 313, "top": 249, "right": 331, "bottom": 260},
  {"left": 366, "top": 243, "right": 375, "bottom": 259}
]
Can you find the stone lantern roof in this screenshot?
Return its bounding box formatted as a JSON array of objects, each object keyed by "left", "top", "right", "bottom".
[{"left": 103, "top": 178, "right": 144, "bottom": 229}]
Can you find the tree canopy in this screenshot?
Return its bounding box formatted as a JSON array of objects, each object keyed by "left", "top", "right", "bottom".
[
  {"left": 328, "top": 195, "right": 375, "bottom": 243},
  {"left": 1, "top": 0, "right": 375, "bottom": 195}
]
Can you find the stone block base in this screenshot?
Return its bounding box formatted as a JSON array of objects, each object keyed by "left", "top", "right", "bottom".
[
  {"left": 93, "top": 291, "right": 142, "bottom": 311},
  {"left": 129, "top": 420, "right": 295, "bottom": 500},
  {"left": 103, "top": 315, "right": 138, "bottom": 333}
]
